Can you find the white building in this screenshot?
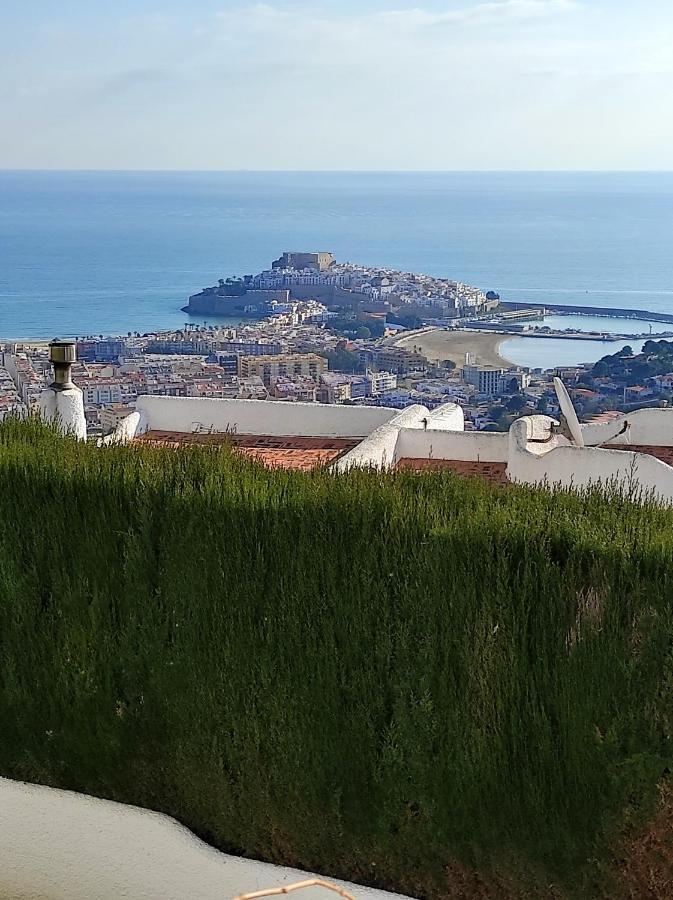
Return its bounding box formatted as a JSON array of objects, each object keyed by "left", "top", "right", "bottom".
[{"left": 461, "top": 364, "right": 505, "bottom": 395}]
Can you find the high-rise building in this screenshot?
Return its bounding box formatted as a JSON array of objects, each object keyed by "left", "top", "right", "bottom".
[{"left": 238, "top": 354, "right": 328, "bottom": 385}]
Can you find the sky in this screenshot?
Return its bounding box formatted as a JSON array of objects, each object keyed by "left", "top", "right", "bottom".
[{"left": 1, "top": 1, "right": 672, "bottom": 170}]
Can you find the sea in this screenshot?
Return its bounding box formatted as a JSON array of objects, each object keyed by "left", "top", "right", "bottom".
[{"left": 1, "top": 171, "right": 672, "bottom": 367}]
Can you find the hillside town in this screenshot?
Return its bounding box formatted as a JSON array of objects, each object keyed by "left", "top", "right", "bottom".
[{"left": 2, "top": 252, "right": 672, "bottom": 436}]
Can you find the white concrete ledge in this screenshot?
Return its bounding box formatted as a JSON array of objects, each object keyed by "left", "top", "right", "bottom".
[
  {"left": 0, "top": 777, "right": 412, "bottom": 900},
  {"left": 582, "top": 407, "right": 673, "bottom": 447},
  {"left": 134, "top": 396, "right": 399, "bottom": 439}
]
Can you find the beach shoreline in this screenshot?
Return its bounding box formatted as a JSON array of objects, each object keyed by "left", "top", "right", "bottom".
[{"left": 390, "top": 328, "right": 515, "bottom": 368}]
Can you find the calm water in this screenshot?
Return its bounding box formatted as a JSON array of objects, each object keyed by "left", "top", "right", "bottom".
[
  {"left": 1, "top": 172, "right": 672, "bottom": 354},
  {"left": 500, "top": 336, "right": 648, "bottom": 369},
  {"left": 500, "top": 313, "right": 670, "bottom": 368}
]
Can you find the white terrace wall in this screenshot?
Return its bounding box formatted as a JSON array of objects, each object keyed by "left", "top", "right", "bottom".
[
  {"left": 135, "top": 396, "right": 399, "bottom": 438},
  {"left": 509, "top": 417, "right": 673, "bottom": 501},
  {"left": 394, "top": 429, "right": 509, "bottom": 465},
  {"left": 0, "top": 777, "right": 409, "bottom": 900},
  {"left": 582, "top": 408, "right": 673, "bottom": 448},
  {"left": 334, "top": 405, "right": 430, "bottom": 471},
  {"left": 101, "top": 410, "right": 143, "bottom": 445},
  {"left": 417, "top": 404, "right": 465, "bottom": 432}
]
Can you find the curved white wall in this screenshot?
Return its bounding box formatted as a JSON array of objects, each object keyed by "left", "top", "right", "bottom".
[
  {"left": 582, "top": 408, "right": 673, "bottom": 448},
  {"left": 135, "top": 396, "right": 399, "bottom": 438},
  {"left": 0, "top": 778, "right": 411, "bottom": 900},
  {"left": 335, "top": 406, "right": 430, "bottom": 471},
  {"left": 394, "top": 430, "right": 509, "bottom": 464},
  {"left": 413, "top": 404, "right": 465, "bottom": 432},
  {"left": 100, "top": 410, "right": 144, "bottom": 446},
  {"left": 39, "top": 387, "right": 87, "bottom": 441},
  {"left": 508, "top": 417, "right": 673, "bottom": 501}
]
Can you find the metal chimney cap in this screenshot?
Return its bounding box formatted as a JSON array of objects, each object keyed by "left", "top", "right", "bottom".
[{"left": 49, "top": 339, "right": 77, "bottom": 365}]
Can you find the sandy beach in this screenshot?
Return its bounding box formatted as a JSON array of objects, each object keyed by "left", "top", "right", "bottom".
[{"left": 391, "top": 328, "right": 515, "bottom": 368}]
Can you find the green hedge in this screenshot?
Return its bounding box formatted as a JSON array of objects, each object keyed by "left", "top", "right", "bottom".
[{"left": 1, "top": 418, "right": 672, "bottom": 896}]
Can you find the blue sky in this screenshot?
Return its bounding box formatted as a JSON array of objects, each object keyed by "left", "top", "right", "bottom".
[{"left": 1, "top": 1, "right": 672, "bottom": 170}]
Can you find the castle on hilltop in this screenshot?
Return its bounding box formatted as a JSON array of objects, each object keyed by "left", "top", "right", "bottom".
[{"left": 272, "top": 251, "right": 335, "bottom": 272}]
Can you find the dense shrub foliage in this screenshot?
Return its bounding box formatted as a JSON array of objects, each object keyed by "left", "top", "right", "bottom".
[{"left": 1, "top": 418, "right": 672, "bottom": 896}]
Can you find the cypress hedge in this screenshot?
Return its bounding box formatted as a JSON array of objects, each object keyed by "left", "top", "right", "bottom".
[{"left": 1, "top": 417, "right": 672, "bottom": 897}]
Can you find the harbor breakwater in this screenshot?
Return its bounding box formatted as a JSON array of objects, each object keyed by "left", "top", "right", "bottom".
[{"left": 501, "top": 301, "right": 673, "bottom": 326}]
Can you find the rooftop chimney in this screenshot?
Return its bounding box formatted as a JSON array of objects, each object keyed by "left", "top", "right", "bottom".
[
  {"left": 39, "top": 338, "right": 87, "bottom": 440},
  {"left": 49, "top": 339, "right": 77, "bottom": 391}
]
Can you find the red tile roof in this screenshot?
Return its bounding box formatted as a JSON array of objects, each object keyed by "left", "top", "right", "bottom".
[
  {"left": 134, "top": 430, "right": 361, "bottom": 471},
  {"left": 395, "top": 458, "right": 508, "bottom": 484},
  {"left": 235, "top": 447, "right": 345, "bottom": 471}
]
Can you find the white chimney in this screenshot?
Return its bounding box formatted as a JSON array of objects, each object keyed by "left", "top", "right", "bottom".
[{"left": 39, "top": 339, "right": 87, "bottom": 440}]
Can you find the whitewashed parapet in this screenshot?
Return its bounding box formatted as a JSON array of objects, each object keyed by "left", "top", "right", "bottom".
[
  {"left": 335, "top": 405, "right": 431, "bottom": 471},
  {"left": 0, "top": 777, "right": 410, "bottom": 900},
  {"left": 133, "top": 396, "right": 399, "bottom": 439},
  {"left": 508, "top": 415, "right": 673, "bottom": 501},
  {"left": 394, "top": 429, "right": 508, "bottom": 465},
  {"left": 100, "top": 410, "right": 145, "bottom": 446},
  {"left": 582, "top": 407, "right": 673, "bottom": 448},
  {"left": 38, "top": 387, "right": 87, "bottom": 441}
]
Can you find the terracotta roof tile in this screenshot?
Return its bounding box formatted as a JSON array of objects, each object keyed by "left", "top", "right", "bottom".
[
  {"left": 395, "top": 458, "right": 508, "bottom": 484},
  {"left": 235, "top": 448, "right": 344, "bottom": 471},
  {"left": 134, "top": 430, "right": 361, "bottom": 471}
]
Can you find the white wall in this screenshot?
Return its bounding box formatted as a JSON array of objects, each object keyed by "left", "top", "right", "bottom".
[
  {"left": 334, "top": 405, "right": 430, "bottom": 471},
  {"left": 38, "top": 387, "right": 87, "bottom": 441},
  {"left": 0, "top": 778, "right": 410, "bottom": 900},
  {"left": 135, "top": 396, "right": 399, "bottom": 438},
  {"left": 582, "top": 408, "right": 673, "bottom": 448},
  {"left": 509, "top": 416, "right": 673, "bottom": 501},
  {"left": 411, "top": 404, "right": 465, "bottom": 432},
  {"left": 100, "top": 410, "right": 144, "bottom": 446},
  {"left": 394, "top": 429, "right": 509, "bottom": 464}
]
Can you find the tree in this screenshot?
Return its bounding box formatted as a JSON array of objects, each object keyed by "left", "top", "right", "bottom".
[
  {"left": 502, "top": 377, "right": 521, "bottom": 394},
  {"left": 536, "top": 396, "right": 549, "bottom": 414},
  {"left": 355, "top": 326, "right": 372, "bottom": 340},
  {"left": 496, "top": 412, "right": 517, "bottom": 431},
  {"left": 316, "top": 349, "right": 364, "bottom": 374},
  {"left": 506, "top": 394, "right": 527, "bottom": 412},
  {"left": 488, "top": 403, "right": 507, "bottom": 421},
  {"left": 441, "top": 359, "right": 456, "bottom": 371}
]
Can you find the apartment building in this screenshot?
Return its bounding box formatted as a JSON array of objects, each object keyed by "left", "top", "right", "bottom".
[
  {"left": 359, "top": 347, "right": 427, "bottom": 375},
  {"left": 238, "top": 354, "right": 327, "bottom": 385},
  {"left": 215, "top": 341, "right": 283, "bottom": 357},
  {"left": 461, "top": 364, "right": 506, "bottom": 395},
  {"left": 367, "top": 371, "right": 398, "bottom": 395}
]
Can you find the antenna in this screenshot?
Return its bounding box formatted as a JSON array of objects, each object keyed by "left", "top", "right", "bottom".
[{"left": 554, "top": 377, "right": 584, "bottom": 447}]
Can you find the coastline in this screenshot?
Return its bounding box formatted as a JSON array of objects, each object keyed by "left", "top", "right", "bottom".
[{"left": 391, "top": 328, "right": 515, "bottom": 368}]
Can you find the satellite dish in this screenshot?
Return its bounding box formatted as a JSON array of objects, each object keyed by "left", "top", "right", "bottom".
[{"left": 554, "top": 378, "right": 584, "bottom": 447}]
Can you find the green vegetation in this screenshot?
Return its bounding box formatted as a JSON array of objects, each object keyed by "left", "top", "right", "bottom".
[
  {"left": 594, "top": 339, "right": 673, "bottom": 384},
  {"left": 2, "top": 418, "right": 673, "bottom": 897},
  {"left": 315, "top": 347, "right": 365, "bottom": 374},
  {"left": 328, "top": 317, "right": 387, "bottom": 341}
]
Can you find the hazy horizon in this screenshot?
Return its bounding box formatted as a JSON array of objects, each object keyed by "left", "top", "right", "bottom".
[
  {"left": 3, "top": 168, "right": 673, "bottom": 174},
  {"left": 2, "top": 1, "right": 672, "bottom": 172}
]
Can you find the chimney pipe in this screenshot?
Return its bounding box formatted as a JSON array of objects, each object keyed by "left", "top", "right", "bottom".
[{"left": 49, "top": 339, "right": 77, "bottom": 391}]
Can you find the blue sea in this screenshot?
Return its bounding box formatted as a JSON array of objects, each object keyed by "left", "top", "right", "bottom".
[{"left": 1, "top": 171, "right": 672, "bottom": 366}]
